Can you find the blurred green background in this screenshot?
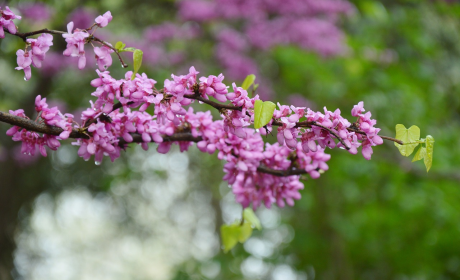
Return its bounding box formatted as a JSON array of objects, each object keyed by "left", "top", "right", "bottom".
[{"left": 1, "top": 0, "right": 460, "bottom": 279}]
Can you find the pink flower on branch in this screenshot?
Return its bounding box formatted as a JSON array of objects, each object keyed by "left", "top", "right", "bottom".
[
  {"left": 94, "top": 45, "right": 114, "bottom": 71},
  {"left": 15, "top": 49, "right": 32, "bottom": 80},
  {"left": 95, "top": 11, "right": 112, "bottom": 28},
  {"left": 3, "top": 64, "right": 389, "bottom": 210},
  {"left": 62, "top": 21, "right": 89, "bottom": 69},
  {"left": 0, "top": 6, "right": 22, "bottom": 38}
]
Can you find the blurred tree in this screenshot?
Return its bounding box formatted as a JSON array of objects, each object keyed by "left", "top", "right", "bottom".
[{"left": 0, "top": 1, "right": 460, "bottom": 280}]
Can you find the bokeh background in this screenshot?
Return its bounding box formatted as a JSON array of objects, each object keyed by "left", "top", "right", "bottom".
[{"left": 1, "top": 0, "right": 460, "bottom": 279}]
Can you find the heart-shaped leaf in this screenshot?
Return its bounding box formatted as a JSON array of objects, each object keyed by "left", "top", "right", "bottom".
[
  {"left": 221, "top": 223, "right": 240, "bottom": 253},
  {"left": 238, "top": 222, "right": 253, "bottom": 243},
  {"left": 241, "top": 74, "right": 256, "bottom": 90},
  {"left": 424, "top": 135, "right": 434, "bottom": 172},
  {"left": 394, "top": 124, "right": 420, "bottom": 156},
  {"left": 412, "top": 146, "right": 426, "bottom": 162},
  {"left": 131, "top": 49, "right": 143, "bottom": 80},
  {"left": 254, "top": 99, "right": 276, "bottom": 129}
]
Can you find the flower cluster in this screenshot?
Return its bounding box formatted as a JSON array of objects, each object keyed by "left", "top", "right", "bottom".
[
  {"left": 1, "top": 5, "right": 386, "bottom": 209},
  {"left": 61, "top": 11, "right": 112, "bottom": 70},
  {"left": 351, "top": 101, "right": 383, "bottom": 160},
  {"left": 11, "top": 11, "right": 115, "bottom": 80},
  {"left": 0, "top": 6, "right": 21, "bottom": 38},
  {"left": 4, "top": 58, "right": 386, "bottom": 209},
  {"left": 2, "top": 8, "right": 388, "bottom": 208},
  {"left": 5, "top": 65, "right": 385, "bottom": 209},
  {"left": 6, "top": 96, "right": 74, "bottom": 157},
  {"left": 62, "top": 21, "right": 90, "bottom": 69},
  {"left": 15, "top": 34, "right": 54, "bottom": 80}
]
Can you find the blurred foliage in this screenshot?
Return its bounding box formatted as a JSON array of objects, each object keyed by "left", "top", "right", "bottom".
[{"left": 1, "top": 0, "right": 460, "bottom": 279}]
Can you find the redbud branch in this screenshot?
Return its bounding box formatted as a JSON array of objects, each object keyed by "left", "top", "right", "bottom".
[
  {"left": 183, "top": 93, "right": 243, "bottom": 111},
  {"left": 180, "top": 92, "right": 407, "bottom": 150},
  {"left": 0, "top": 110, "right": 88, "bottom": 139},
  {"left": 256, "top": 165, "right": 308, "bottom": 177},
  {"left": 4, "top": 27, "right": 129, "bottom": 68},
  {"left": 0, "top": 110, "right": 308, "bottom": 176},
  {"left": 4, "top": 28, "right": 66, "bottom": 40},
  {"left": 347, "top": 127, "right": 403, "bottom": 145},
  {"left": 379, "top": 135, "right": 404, "bottom": 145}
]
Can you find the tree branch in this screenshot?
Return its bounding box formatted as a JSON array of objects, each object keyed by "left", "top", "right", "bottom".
[
  {"left": 256, "top": 165, "right": 307, "bottom": 176},
  {"left": 0, "top": 110, "right": 308, "bottom": 176},
  {"left": 4, "top": 27, "right": 128, "bottom": 68},
  {"left": 183, "top": 93, "right": 242, "bottom": 111},
  {"left": 347, "top": 127, "right": 403, "bottom": 145}
]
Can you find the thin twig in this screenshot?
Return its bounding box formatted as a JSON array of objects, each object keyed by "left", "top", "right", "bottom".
[
  {"left": 347, "top": 127, "right": 403, "bottom": 145},
  {"left": 380, "top": 135, "right": 404, "bottom": 145},
  {"left": 5, "top": 28, "right": 66, "bottom": 41},
  {"left": 184, "top": 93, "right": 242, "bottom": 111},
  {"left": 256, "top": 165, "right": 307, "bottom": 176}
]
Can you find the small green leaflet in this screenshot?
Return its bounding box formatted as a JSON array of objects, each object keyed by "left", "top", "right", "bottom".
[
  {"left": 394, "top": 124, "right": 420, "bottom": 156},
  {"left": 114, "top": 41, "right": 126, "bottom": 51},
  {"left": 243, "top": 208, "right": 262, "bottom": 230},
  {"left": 241, "top": 74, "right": 256, "bottom": 90},
  {"left": 221, "top": 223, "right": 241, "bottom": 253},
  {"left": 221, "top": 222, "right": 253, "bottom": 253},
  {"left": 114, "top": 42, "right": 136, "bottom": 53},
  {"left": 254, "top": 100, "right": 276, "bottom": 129},
  {"left": 412, "top": 146, "right": 426, "bottom": 162},
  {"left": 424, "top": 135, "right": 434, "bottom": 172},
  {"left": 220, "top": 208, "right": 262, "bottom": 253},
  {"left": 395, "top": 124, "right": 434, "bottom": 172},
  {"left": 131, "top": 49, "right": 143, "bottom": 80}
]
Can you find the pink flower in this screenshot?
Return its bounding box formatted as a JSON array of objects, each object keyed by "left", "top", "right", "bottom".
[
  {"left": 95, "top": 11, "right": 112, "bottom": 28},
  {"left": 62, "top": 21, "right": 89, "bottom": 69},
  {"left": 0, "top": 6, "right": 22, "bottom": 38},
  {"left": 94, "top": 45, "right": 113, "bottom": 70},
  {"left": 26, "top": 33, "right": 54, "bottom": 68},
  {"left": 15, "top": 50, "right": 32, "bottom": 80}
]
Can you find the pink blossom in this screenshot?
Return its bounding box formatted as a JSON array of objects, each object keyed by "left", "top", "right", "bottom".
[
  {"left": 15, "top": 50, "right": 32, "bottom": 80},
  {"left": 62, "top": 21, "right": 89, "bottom": 69},
  {"left": 26, "top": 33, "right": 54, "bottom": 68},
  {"left": 95, "top": 11, "right": 112, "bottom": 28},
  {"left": 94, "top": 45, "right": 114, "bottom": 70},
  {"left": 0, "top": 6, "right": 22, "bottom": 38}
]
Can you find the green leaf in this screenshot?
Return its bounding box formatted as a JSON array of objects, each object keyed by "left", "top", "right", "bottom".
[
  {"left": 394, "top": 124, "right": 420, "bottom": 156},
  {"left": 241, "top": 74, "right": 256, "bottom": 90},
  {"left": 424, "top": 135, "right": 434, "bottom": 172},
  {"left": 253, "top": 84, "right": 259, "bottom": 91},
  {"left": 243, "top": 208, "right": 262, "bottom": 230},
  {"left": 221, "top": 224, "right": 240, "bottom": 253},
  {"left": 238, "top": 222, "right": 253, "bottom": 243},
  {"left": 412, "top": 146, "right": 426, "bottom": 162},
  {"left": 254, "top": 100, "right": 276, "bottom": 129},
  {"left": 131, "top": 49, "right": 143, "bottom": 80},
  {"left": 120, "top": 47, "right": 137, "bottom": 53},
  {"left": 114, "top": 41, "right": 126, "bottom": 51}
]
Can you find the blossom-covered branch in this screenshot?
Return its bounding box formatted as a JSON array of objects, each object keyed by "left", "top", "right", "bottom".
[
  {"left": 1, "top": 8, "right": 126, "bottom": 80},
  {"left": 0, "top": 5, "right": 400, "bottom": 210},
  {"left": 0, "top": 110, "right": 311, "bottom": 178}
]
